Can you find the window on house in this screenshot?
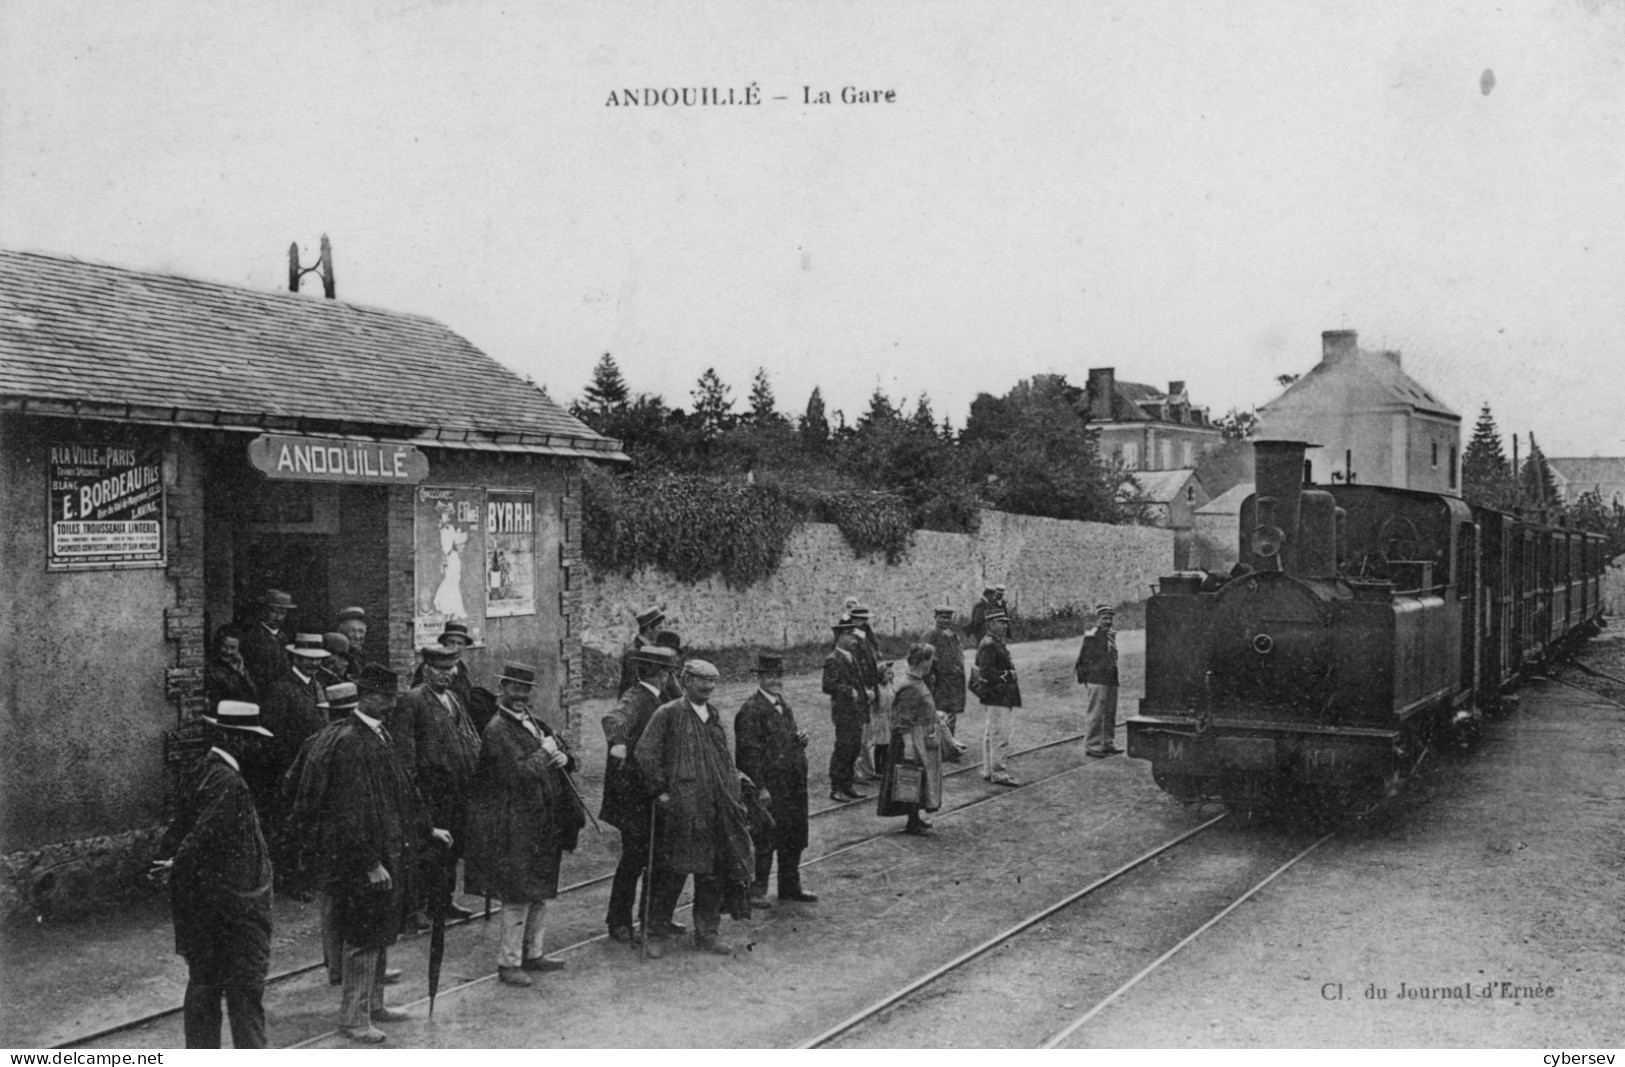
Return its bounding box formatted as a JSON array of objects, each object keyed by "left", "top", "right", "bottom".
[
  {"left": 1449, "top": 445, "right": 1458, "bottom": 489},
  {"left": 1122, "top": 442, "right": 1139, "bottom": 469},
  {"left": 1186, "top": 485, "right": 1196, "bottom": 505},
  {"left": 1431, "top": 441, "right": 1439, "bottom": 468},
  {"left": 1160, "top": 440, "right": 1173, "bottom": 470},
  {"left": 1181, "top": 441, "right": 1194, "bottom": 468}
]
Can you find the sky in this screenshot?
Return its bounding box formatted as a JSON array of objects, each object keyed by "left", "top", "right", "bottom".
[{"left": 3, "top": 0, "right": 1624, "bottom": 456}]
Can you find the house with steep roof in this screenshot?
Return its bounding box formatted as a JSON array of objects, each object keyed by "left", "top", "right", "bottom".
[
  {"left": 1548, "top": 457, "right": 1625, "bottom": 507},
  {"left": 1253, "top": 330, "right": 1461, "bottom": 495},
  {"left": 1192, "top": 481, "right": 1255, "bottom": 573},
  {"left": 0, "top": 248, "right": 623, "bottom": 918},
  {"left": 1085, "top": 368, "right": 1224, "bottom": 473},
  {"left": 1127, "top": 467, "right": 1211, "bottom": 569}
]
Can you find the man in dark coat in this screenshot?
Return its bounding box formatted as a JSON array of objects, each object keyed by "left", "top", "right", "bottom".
[
  {"left": 332, "top": 606, "right": 371, "bottom": 682},
  {"left": 256, "top": 632, "right": 332, "bottom": 894},
  {"left": 599, "top": 644, "right": 679, "bottom": 944},
  {"left": 823, "top": 625, "right": 871, "bottom": 802},
  {"left": 634, "top": 660, "right": 756, "bottom": 958},
  {"left": 974, "top": 609, "right": 1022, "bottom": 786},
  {"left": 239, "top": 588, "right": 294, "bottom": 697},
  {"left": 846, "top": 604, "right": 883, "bottom": 783},
  {"left": 617, "top": 606, "right": 666, "bottom": 696},
  {"left": 923, "top": 605, "right": 967, "bottom": 760},
  {"left": 395, "top": 643, "right": 482, "bottom": 925},
  {"left": 204, "top": 627, "right": 257, "bottom": 712},
  {"left": 734, "top": 653, "right": 817, "bottom": 907},
  {"left": 967, "top": 583, "right": 1006, "bottom": 644},
  {"left": 289, "top": 671, "right": 437, "bottom": 1044},
  {"left": 409, "top": 620, "right": 475, "bottom": 712},
  {"left": 466, "top": 662, "right": 585, "bottom": 986},
  {"left": 152, "top": 700, "right": 274, "bottom": 1049},
  {"left": 1075, "top": 603, "right": 1122, "bottom": 758}
]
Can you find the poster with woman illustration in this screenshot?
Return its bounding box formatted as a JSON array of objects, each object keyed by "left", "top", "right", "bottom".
[{"left": 415, "top": 485, "right": 486, "bottom": 647}]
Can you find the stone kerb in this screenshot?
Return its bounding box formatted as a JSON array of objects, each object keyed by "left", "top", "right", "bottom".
[{"left": 579, "top": 514, "right": 1173, "bottom": 654}]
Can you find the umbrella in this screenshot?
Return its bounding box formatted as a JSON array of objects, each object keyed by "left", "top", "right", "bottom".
[
  {"left": 561, "top": 770, "right": 602, "bottom": 835},
  {"left": 641, "top": 801, "right": 657, "bottom": 964},
  {"left": 427, "top": 845, "right": 451, "bottom": 1017}
]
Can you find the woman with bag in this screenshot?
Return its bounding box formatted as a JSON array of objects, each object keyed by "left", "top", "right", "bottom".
[{"left": 877, "top": 643, "right": 946, "bottom": 835}]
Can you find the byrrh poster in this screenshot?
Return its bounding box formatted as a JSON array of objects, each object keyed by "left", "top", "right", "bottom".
[
  {"left": 414, "top": 485, "right": 486, "bottom": 648},
  {"left": 486, "top": 490, "right": 537, "bottom": 618},
  {"left": 47, "top": 443, "right": 165, "bottom": 570}
]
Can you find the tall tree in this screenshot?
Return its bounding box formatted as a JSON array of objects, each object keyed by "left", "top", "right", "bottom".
[
  {"left": 800, "top": 386, "right": 830, "bottom": 452},
  {"left": 1519, "top": 433, "right": 1559, "bottom": 506},
  {"left": 747, "top": 367, "right": 779, "bottom": 424},
  {"left": 910, "top": 394, "right": 936, "bottom": 433},
  {"left": 581, "top": 352, "right": 629, "bottom": 417},
  {"left": 1461, "top": 403, "right": 1515, "bottom": 509},
  {"left": 690, "top": 367, "right": 736, "bottom": 438},
  {"left": 857, "top": 386, "right": 899, "bottom": 430}
]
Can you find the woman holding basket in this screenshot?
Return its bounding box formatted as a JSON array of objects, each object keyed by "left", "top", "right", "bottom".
[{"left": 877, "top": 643, "right": 946, "bottom": 835}]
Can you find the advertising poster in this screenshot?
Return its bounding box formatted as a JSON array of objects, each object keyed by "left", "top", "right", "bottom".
[
  {"left": 48, "top": 443, "right": 166, "bottom": 570},
  {"left": 414, "top": 485, "right": 487, "bottom": 647},
  {"left": 486, "top": 490, "right": 537, "bottom": 618}
]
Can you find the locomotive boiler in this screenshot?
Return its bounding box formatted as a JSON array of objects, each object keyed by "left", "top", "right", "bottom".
[{"left": 1127, "top": 439, "right": 1605, "bottom": 810}]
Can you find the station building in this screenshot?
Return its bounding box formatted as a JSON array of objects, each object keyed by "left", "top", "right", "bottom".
[
  {"left": 0, "top": 249, "right": 624, "bottom": 917},
  {"left": 1255, "top": 329, "right": 1461, "bottom": 494}
]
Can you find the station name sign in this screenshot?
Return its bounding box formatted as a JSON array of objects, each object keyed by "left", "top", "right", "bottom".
[{"left": 248, "top": 434, "right": 429, "bottom": 485}]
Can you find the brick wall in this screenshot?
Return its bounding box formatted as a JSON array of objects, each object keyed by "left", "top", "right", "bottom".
[{"left": 579, "top": 509, "right": 1174, "bottom": 653}]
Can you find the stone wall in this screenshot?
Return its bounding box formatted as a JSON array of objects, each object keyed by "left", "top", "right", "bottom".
[{"left": 579, "top": 510, "right": 1174, "bottom": 653}]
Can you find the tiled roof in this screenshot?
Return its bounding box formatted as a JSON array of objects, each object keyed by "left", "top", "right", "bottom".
[
  {"left": 1106, "top": 379, "right": 1214, "bottom": 426},
  {"left": 0, "top": 249, "right": 622, "bottom": 456},
  {"left": 1129, "top": 468, "right": 1201, "bottom": 502}
]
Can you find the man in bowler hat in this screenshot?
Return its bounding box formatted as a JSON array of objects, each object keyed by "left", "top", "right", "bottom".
[
  {"left": 618, "top": 606, "right": 667, "bottom": 695},
  {"left": 396, "top": 643, "right": 482, "bottom": 925},
  {"left": 240, "top": 589, "right": 295, "bottom": 697},
  {"left": 734, "top": 653, "right": 817, "bottom": 907}
]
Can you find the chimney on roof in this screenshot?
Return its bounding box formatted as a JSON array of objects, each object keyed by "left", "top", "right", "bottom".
[
  {"left": 1167, "top": 381, "right": 1185, "bottom": 397},
  {"left": 1381, "top": 349, "right": 1402, "bottom": 368},
  {"left": 1321, "top": 329, "right": 1357, "bottom": 365},
  {"left": 1087, "top": 368, "right": 1115, "bottom": 420},
  {"left": 288, "top": 235, "right": 337, "bottom": 299}
]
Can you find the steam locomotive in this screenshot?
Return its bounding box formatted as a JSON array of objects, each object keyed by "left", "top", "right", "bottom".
[{"left": 1127, "top": 440, "right": 1608, "bottom": 809}]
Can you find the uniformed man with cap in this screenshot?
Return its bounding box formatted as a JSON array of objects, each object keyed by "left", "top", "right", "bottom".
[
  {"left": 1075, "top": 603, "right": 1123, "bottom": 758},
  {"left": 822, "top": 621, "right": 871, "bottom": 802},
  {"left": 466, "top": 662, "right": 584, "bottom": 986},
  {"left": 599, "top": 643, "right": 680, "bottom": 944},
  {"left": 734, "top": 652, "right": 817, "bottom": 906},
  {"left": 846, "top": 603, "right": 884, "bottom": 783},
  {"left": 923, "top": 605, "right": 968, "bottom": 758},
  {"left": 974, "top": 609, "right": 1022, "bottom": 786},
  {"left": 256, "top": 633, "right": 333, "bottom": 894},
  {"left": 152, "top": 700, "right": 274, "bottom": 1048},
  {"left": 618, "top": 606, "right": 667, "bottom": 696},
  {"left": 396, "top": 643, "right": 482, "bottom": 926},
  {"left": 634, "top": 660, "right": 757, "bottom": 958},
  {"left": 968, "top": 583, "right": 1006, "bottom": 644},
  {"left": 240, "top": 588, "right": 295, "bottom": 697}
]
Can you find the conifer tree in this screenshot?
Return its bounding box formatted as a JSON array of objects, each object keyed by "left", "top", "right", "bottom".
[
  {"left": 582, "top": 352, "right": 630, "bottom": 416},
  {"left": 800, "top": 387, "right": 830, "bottom": 451},
  {"left": 1519, "top": 433, "right": 1560, "bottom": 506},
  {"left": 690, "top": 367, "right": 735, "bottom": 438},
  {"left": 747, "top": 367, "right": 778, "bottom": 424},
  {"left": 1461, "top": 403, "right": 1515, "bottom": 508}
]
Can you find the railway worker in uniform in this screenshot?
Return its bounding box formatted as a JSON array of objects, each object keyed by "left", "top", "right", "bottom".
[
  {"left": 599, "top": 644, "right": 680, "bottom": 944},
  {"left": 634, "top": 660, "right": 757, "bottom": 958},
  {"left": 151, "top": 700, "right": 274, "bottom": 1049},
  {"left": 205, "top": 626, "right": 257, "bottom": 712},
  {"left": 288, "top": 673, "right": 432, "bottom": 1045},
  {"left": 877, "top": 643, "right": 947, "bottom": 835},
  {"left": 733, "top": 653, "right": 818, "bottom": 907},
  {"left": 1075, "top": 604, "right": 1122, "bottom": 758},
  {"left": 974, "top": 609, "right": 1022, "bottom": 786},
  {"left": 823, "top": 623, "right": 871, "bottom": 802},
  {"left": 396, "top": 643, "right": 482, "bottom": 926},
  {"left": 847, "top": 604, "right": 887, "bottom": 784},
  {"left": 466, "top": 662, "right": 584, "bottom": 986},
  {"left": 256, "top": 632, "right": 332, "bottom": 895},
  {"left": 240, "top": 588, "right": 295, "bottom": 698},
  {"left": 923, "top": 605, "right": 967, "bottom": 760},
  {"left": 618, "top": 606, "right": 667, "bottom": 696},
  {"left": 967, "top": 583, "right": 1005, "bottom": 644}
]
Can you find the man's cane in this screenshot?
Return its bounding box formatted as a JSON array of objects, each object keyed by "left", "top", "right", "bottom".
[{"left": 640, "top": 800, "right": 656, "bottom": 964}]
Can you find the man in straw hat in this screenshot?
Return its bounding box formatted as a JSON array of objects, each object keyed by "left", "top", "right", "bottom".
[
  {"left": 618, "top": 606, "right": 667, "bottom": 696},
  {"left": 734, "top": 652, "right": 818, "bottom": 907},
  {"left": 397, "top": 643, "right": 482, "bottom": 926},
  {"left": 635, "top": 660, "right": 757, "bottom": 958},
  {"left": 256, "top": 632, "right": 334, "bottom": 895},
  {"left": 240, "top": 588, "right": 295, "bottom": 697},
  {"left": 599, "top": 643, "right": 680, "bottom": 944},
  {"left": 151, "top": 701, "right": 274, "bottom": 1048},
  {"left": 289, "top": 666, "right": 437, "bottom": 1044},
  {"left": 974, "top": 609, "right": 1022, "bottom": 786},
  {"left": 1075, "top": 603, "right": 1123, "bottom": 758},
  {"left": 466, "top": 662, "right": 584, "bottom": 986}
]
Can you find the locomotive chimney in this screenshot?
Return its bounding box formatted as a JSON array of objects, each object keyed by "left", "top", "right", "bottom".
[{"left": 1252, "top": 440, "right": 1313, "bottom": 572}]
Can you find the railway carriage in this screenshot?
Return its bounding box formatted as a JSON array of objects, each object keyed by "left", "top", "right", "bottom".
[{"left": 1128, "top": 439, "right": 1606, "bottom": 809}]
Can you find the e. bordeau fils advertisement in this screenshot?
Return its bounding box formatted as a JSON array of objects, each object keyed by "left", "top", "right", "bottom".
[{"left": 47, "top": 442, "right": 165, "bottom": 569}]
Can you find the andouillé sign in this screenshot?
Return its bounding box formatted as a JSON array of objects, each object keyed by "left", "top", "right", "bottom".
[{"left": 247, "top": 434, "right": 429, "bottom": 485}]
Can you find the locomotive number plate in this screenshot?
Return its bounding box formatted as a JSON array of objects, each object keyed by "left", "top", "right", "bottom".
[{"left": 1141, "top": 732, "right": 1276, "bottom": 773}]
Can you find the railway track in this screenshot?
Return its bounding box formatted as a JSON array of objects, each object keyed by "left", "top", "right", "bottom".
[
  {"left": 61, "top": 728, "right": 1096, "bottom": 1050},
  {"left": 800, "top": 820, "right": 1336, "bottom": 1049}
]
